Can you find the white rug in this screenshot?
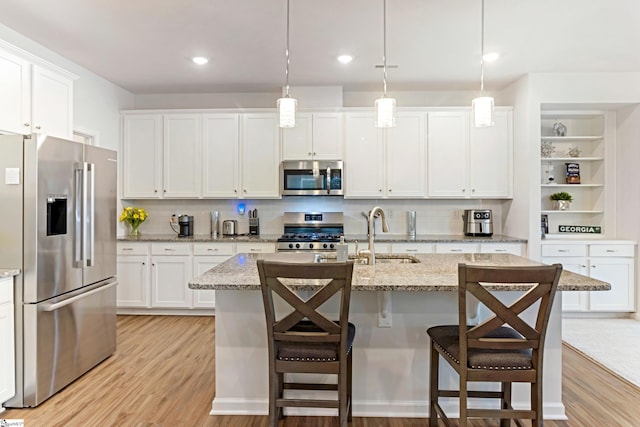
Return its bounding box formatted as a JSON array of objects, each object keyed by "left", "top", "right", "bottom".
[{"left": 562, "top": 318, "right": 640, "bottom": 389}]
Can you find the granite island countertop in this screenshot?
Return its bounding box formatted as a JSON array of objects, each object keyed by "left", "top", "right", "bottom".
[
  {"left": 119, "top": 233, "right": 526, "bottom": 244},
  {"left": 188, "top": 252, "right": 608, "bottom": 292},
  {"left": 0, "top": 268, "right": 20, "bottom": 279}
]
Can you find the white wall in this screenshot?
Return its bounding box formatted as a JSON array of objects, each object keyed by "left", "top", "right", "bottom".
[{"left": 0, "top": 23, "right": 134, "bottom": 150}]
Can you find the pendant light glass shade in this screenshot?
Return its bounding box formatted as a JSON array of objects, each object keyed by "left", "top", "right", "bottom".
[
  {"left": 472, "top": 0, "right": 494, "bottom": 128},
  {"left": 278, "top": 0, "right": 296, "bottom": 128},
  {"left": 278, "top": 96, "right": 297, "bottom": 128},
  {"left": 375, "top": 97, "right": 396, "bottom": 128},
  {"left": 374, "top": 0, "right": 396, "bottom": 128},
  {"left": 472, "top": 96, "right": 494, "bottom": 127}
]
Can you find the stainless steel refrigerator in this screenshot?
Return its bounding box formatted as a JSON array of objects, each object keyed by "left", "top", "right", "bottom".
[{"left": 0, "top": 133, "right": 118, "bottom": 407}]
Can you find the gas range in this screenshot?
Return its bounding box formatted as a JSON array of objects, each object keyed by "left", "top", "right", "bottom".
[{"left": 277, "top": 212, "right": 344, "bottom": 252}]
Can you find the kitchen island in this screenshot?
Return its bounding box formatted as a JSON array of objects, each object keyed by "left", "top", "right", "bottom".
[{"left": 189, "top": 252, "right": 609, "bottom": 419}]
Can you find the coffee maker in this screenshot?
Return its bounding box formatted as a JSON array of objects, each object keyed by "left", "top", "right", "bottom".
[{"left": 178, "top": 215, "right": 194, "bottom": 237}]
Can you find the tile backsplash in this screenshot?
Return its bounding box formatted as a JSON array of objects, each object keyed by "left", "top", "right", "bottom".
[{"left": 118, "top": 197, "right": 505, "bottom": 237}]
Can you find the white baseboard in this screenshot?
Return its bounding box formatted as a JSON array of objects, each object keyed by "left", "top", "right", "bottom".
[
  {"left": 209, "top": 397, "right": 567, "bottom": 420},
  {"left": 116, "top": 308, "right": 214, "bottom": 316}
]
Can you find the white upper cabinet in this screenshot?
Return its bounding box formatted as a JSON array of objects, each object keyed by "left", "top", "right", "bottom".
[
  {"left": 122, "top": 114, "right": 163, "bottom": 198},
  {"left": 345, "top": 112, "right": 425, "bottom": 198},
  {"left": 427, "top": 111, "right": 469, "bottom": 197},
  {"left": 32, "top": 64, "right": 74, "bottom": 139},
  {"left": 385, "top": 112, "right": 426, "bottom": 198},
  {"left": 282, "top": 112, "right": 344, "bottom": 160},
  {"left": 344, "top": 113, "right": 384, "bottom": 197},
  {"left": 240, "top": 113, "right": 281, "bottom": 198},
  {"left": 0, "top": 45, "right": 75, "bottom": 139},
  {"left": 0, "top": 48, "right": 31, "bottom": 135},
  {"left": 427, "top": 109, "right": 513, "bottom": 198},
  {"left": 469, "top": 110, "right": 513, "bottom": 198},
  {"left": 202, "top": 113, "right": 240, "bottom": 198},
  {"left": 163, "top": 114, "right": 202, "bottom": 198}
]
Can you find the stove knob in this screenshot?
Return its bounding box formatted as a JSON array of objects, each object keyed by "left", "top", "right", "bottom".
[
  {"left": 288, "top": 243, "right": 294, "bottom": 249},
  {"left": 323, "top": 243, "right": 328, "bottom": 249},
  {"left": 309, "top": 243, "right": 314, "bottom": 249},
  {"left": 329, "top": 243, "right": 335, "bottom": 249},
  {"left": 295, "top": 243, "right": 301, "bottom": 249}
]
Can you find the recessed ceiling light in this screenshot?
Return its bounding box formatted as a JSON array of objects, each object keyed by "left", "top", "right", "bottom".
[
  {"left": 337, "top": 55, "right": 353, "bottom": 64},
  {"left": 192, "top": 56, "right": 209, "bottom": 65},
  {"left": 483, "top": 52, "right": 499, "bottom": 62}
]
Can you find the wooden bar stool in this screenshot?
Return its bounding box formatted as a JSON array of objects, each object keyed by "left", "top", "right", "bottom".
[
  {"left": 257, "top": 259, "right": 355, "bottom": 427},
  {"left": 427, "top": 263, "right": 562, "bottom": 427}
]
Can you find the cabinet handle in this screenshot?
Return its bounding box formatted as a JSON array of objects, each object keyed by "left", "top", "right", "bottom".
[
  {"left": 451, "top": 249, "right": 462, "bottom": 252},
  {"left": 24, "top": 122, "right": 30, "bottom": 127},
  {"left": 495, "top": 249, "right": 507, "bottom": 252},
  {"left": 249, "top": 248, "right": 261, "bottom": 252},
  {"left": 405, "top": 249, "right": 418, "bottom": 252},
  {"left": 35, "top": 125, "right": 41, "bottom": 130},
  {"left": 164, "top": 248, "right": 175, "bottom": 252},
  {"left": 591, "top": 265, "right": 596, "bottom": 268},
  {"left": 558, "top": 249, "right": 569, "bottom": 252},
  {"left": 207, "top": 248, "right": 219, "bottom": 252},
  {"left": 122, "top": 248, "right": 133, "bottom": 251},
  {"left": 606, "top": 249, "right": 617, "bottom": 253}
]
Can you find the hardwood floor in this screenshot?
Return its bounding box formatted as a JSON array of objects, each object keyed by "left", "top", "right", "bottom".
[{"left": 2, "top": 315, "right": 639, "bottom": 426}]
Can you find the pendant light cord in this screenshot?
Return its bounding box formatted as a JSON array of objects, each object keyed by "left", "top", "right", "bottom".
[
  {"left": 285, "top": 0, "right": 291, "bottom": 97},
  {"left": 479, "top": 0, "right": 485, "bottom": 94},
  {"left": 382, "top": 0, "right": 388, "bottom": 97}
]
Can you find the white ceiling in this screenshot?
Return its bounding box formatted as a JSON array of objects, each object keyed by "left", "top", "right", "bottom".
[{"left": 1, "top": 0, "right": 639, "bottom": 95}]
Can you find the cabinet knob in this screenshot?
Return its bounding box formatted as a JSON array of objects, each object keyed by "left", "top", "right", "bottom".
[
  {"left": 35, "top": 125, "right": 41, "bottom": 130},
  {"left": 379, "top": 189, "right": 382, "bottom": 192},
  {"left": 313, "top": 152, "right": 316, "bottom": 156},
  {"left": 472, "top": 189, "right": 476, "bottom": 193},
  {"left": 154, "top": 189, "right": 158, "bottom": 193},
  {"left": 389, "top": 189, "right": 392, "bottom": 193},
  {"left": 163, "top": 189, "right": 166, "bottom": 193},
  {"left": 142, "top": 262, "right": 146, "bottom": 265},
  {"left": 234, "top": 189, "right": 237, "bottom": 193},
  {"left": 308, "top": 152, "right": 312, "bottom": 156},
  {"left": 462, "top": 189, "right": 466, "bottom": 192},
  {"left": 243, "top": 189, "right": 247, "bottom": 193},
  {"left": 24, "top": 122, "right": 30, "bottom": 127}
]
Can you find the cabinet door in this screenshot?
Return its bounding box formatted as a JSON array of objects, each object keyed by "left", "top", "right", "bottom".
[
  {"left": 386, "top": 112, "right": 426, "bottom": 198},
  {"left": 151, "top": 255, "right": 193, "bottom": 308},
  {"left": 32, "top": 64, "right": 73, "bottom": 139},
  {"left": 122, "top": 114, "right": 163, "bottom": 198},
  {"left": 281, "top": 113, "right": 312, "bottom": 160},
  {"left": 588, "top": 258, "right": 635, "bottom": 312},
  {"left": 0, "top": 49, "right": 31, "bottom": 135},
  {"left": 202, "top": 114, "right": 240, "bottom": 197},
  {"left": 469, "top": 110, "right": 513, "bottom": 198},
  {"left": 163, "top": 114, "right": 202, "bottom": 197},
  {"left": 0, "top": 294, "right": 15, "bottom": 403},
  {"left": 116, "top": 255, "right": 150, "bottom": 308},
  {"left": 312, "top": 113, "right": 344, "bottom": 160},
  {"left": 344, "top": 113, "right": 384, "bottom": 198},
  {"left": 193, "top": 256, "right": 232, "bottom": 308},
  {"left": 241, "top": 114, "right": 280, "bottom": 198},
  {"left": 541, "top": 256, "right": 588, "bottom": 311},
  {"left": 427, "top": 112, "right": 469, "bottom": 197}
]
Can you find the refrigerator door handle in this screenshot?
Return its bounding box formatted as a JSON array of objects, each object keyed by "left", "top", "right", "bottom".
[
  {"left": 74, "top": 164, "right": 84, "bottom": 267},
  {"left": 40, "top": 281, "right": 119, "bottom": 312},
  {"left": 86, "top": 162, "right": 95, "bottom": 266}
]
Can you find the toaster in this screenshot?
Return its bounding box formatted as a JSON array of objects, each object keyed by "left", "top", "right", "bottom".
[{"left": 462, "top": 209, "right": 493, "bottom": 237}]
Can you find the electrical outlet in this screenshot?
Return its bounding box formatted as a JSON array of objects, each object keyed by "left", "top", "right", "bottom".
[{"left": 170, "top": 214, "right": 178, "bottom": 224}]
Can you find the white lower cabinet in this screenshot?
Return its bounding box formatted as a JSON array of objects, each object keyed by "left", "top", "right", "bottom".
[
  {"left": 541, "top": 242, "right": 636, "bottom": 312},
  {"left": 116, "top": 243, "right": 150, "bottom": 308},
  {"left": 192, "top": 243, "right": 235, "bottom": 308},
  {"left": 0, "top": 276, "right": 15, "bottom": 404},
  {"left": 151, "top": 246, "right": 193, "bottom": 308}
]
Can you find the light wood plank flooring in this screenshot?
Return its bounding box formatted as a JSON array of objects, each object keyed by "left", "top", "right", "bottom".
[{"left": 3, "top": 315, "right": 639, "bottom": 426}]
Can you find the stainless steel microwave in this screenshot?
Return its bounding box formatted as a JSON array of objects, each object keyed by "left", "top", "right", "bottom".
[{"left": 280, "top": 160, "right": 344, "bottom": 196}]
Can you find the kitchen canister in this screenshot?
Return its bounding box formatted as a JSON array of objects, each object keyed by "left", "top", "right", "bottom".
[{"left": 407, "top": 211, "right": 416, "bottom": 238}]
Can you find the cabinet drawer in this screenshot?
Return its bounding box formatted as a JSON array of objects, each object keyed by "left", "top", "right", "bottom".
[
  {"left": 236, "top": 242, "right": 275, "bottom": 253},
  {"left": 392, "top": 243, "right": 435, "bottom": 254},
  {"left": 151, "top": 243, "right": 192, "bottom": 256},
  {"left": 479, "top": 243, "right": 523, "bottom": 256},
  {"left": 193, "top": 243, "right": 234, "bottom": 256},
  {"left": 589, "top": 244, "right": 635, "bottom": 258},
  {"left": 436, "top": 243, "right": 479, "bottom": 254},
  {"left": 117, "top": 243, "right": 149, "bottom": 256},
  {"left": 541, "top": 244, "right": 587, "bottom": 257}
]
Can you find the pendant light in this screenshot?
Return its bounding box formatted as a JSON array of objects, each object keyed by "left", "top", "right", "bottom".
[
  {"left": 277, "top": 0, "right": 296, "bottom": 128},
  {"left": 471, "top": 0, "right": 494, "bottom": 127},
  {"left": 375, "top": 0, "right": 396, "bottom": 128}
]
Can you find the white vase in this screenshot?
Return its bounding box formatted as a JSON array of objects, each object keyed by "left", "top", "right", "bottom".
[{"left": 555, "top": 200, "right": 570, "bottom": 210}]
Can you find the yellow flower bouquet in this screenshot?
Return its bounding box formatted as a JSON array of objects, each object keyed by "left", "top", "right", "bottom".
[{"left": 119, "top": 207, "right": 148, "bottom": 236}]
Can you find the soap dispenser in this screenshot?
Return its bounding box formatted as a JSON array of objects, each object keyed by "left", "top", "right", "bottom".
[{"left": 337, "top": 236, "right": 348, "bottom": 262}]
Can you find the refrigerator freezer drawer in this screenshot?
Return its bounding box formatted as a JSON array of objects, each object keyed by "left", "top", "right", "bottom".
[{"left": 21, "top": 279, "right": 117, "bottom": 407}]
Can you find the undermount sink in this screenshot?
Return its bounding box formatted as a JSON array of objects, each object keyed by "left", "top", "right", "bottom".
[{"left": 313, "top": 254, "right": 420, "bottom": 265}]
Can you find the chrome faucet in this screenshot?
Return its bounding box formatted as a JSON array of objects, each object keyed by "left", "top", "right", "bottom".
[{"left": 358, "top": 206, "right": 389, "bottom": 265}]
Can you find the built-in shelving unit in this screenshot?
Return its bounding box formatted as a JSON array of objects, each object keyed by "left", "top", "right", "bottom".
[{"left": 540, "top": 110, "right": 609, "bottom": 239}]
